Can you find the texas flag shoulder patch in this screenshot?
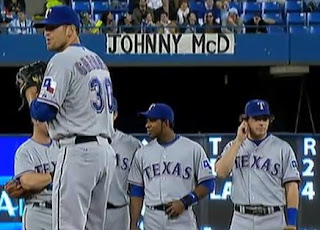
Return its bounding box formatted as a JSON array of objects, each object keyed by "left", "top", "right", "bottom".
[{"left": 41, "top": 76, "right": 56, "bottom": 94}]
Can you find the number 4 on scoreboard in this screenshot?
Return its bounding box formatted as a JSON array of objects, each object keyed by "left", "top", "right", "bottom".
[{"left": 301, "top": 181, "right": 315, "bottom": 200}]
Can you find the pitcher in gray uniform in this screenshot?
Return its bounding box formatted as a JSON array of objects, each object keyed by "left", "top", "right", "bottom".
[
  {"left": 105, "top": 97, "right": 142, "bottom": 230},
  {"left": 215, "top": 99, "right": 300, "bottom": 230},
  {"left": 23, "top": 5, "right": 116, "bottom": 230},
  {"left": 14, "top": 120, "right": 58, "bottom": 230},
  {"left": 128, "top": 103, "right": 215, "bottom": 230}
]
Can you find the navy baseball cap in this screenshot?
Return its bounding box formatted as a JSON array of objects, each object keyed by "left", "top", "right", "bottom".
[
  {"left": 245, "top": 99, "right": 271, "bottom": 117},
  {"left": 139, "top": 103, "right": 174, "bottom": 123},
  {"left": 34, "top": 6, "right": 80, "bottom": 28}
]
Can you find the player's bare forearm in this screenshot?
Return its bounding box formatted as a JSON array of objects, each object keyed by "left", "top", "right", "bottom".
[
  {"left": 25, "top": 86, "right": 38, "bottom": 105},
  {"left": 19, "top": 172, "right": 52, "bottom": 191},
  {"left": 285, "top": 182, "right": 299, "bottom": 208},
  {"left": 130, "top": 196, "right": 143, "bottom": 228},
  {"left": 194, "top": 184, "right": 210, "bottom": 199},
  {"left": 215, "top": 140, "right": 241, "bottom": 178}
]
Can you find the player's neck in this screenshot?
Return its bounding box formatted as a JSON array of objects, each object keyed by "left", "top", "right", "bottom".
[
  {"left": 248, "top": 132, "right": 268, "bottom": 141},
  {"left": 157, "top": 130, "right": 176, "bottom": 144},
  {"left": 61, "top": 36, "right": 81, "bottom": 51},
  {"left": 32, "top": 130, "right": 51, "bottom": 145}
]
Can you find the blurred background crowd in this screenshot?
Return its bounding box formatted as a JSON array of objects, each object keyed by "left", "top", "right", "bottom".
[{"left": 1, "top": 0, "right": 320, "bottom": 35}]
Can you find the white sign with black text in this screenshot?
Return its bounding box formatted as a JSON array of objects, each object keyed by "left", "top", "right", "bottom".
[{"left": 107, "top": 33, "right": 235, "bottom": 54}]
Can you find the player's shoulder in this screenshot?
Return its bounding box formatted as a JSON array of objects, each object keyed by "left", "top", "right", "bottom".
[
  {"left": 178, "top": 135, "right": 203, "bottom": 148},
  {"left": 134, "top": 139, "right": 157, "bottom": 155},
  {"left": 113, "top": 130, "right": 142, "bottom": 147},
  {"left": 15, "top": 138, "right": 34, "bottom": 157},
  {"left": 49, "top": 45, "right": 88, "bottom": 66},
  {"left": 268, "top": 134, "right": 291, "bottom": 147}
]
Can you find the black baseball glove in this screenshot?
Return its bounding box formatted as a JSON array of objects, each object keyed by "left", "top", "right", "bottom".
[{"left": 16, "top": 61, "right": 47, "bottom": 110}]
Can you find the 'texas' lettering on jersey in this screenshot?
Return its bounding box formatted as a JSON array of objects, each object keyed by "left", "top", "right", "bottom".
[
  {"left": 34, "top": 161, "right": 57, "bottom": 174},
  {"left": 235, "top": 155, "right": 280, "bottom": 176},
  {"left": 115, "top": 153, "right": 129, "bottom": 170},
  {"left": 143, "top": 161, "right": 192, "bottom": 180}
]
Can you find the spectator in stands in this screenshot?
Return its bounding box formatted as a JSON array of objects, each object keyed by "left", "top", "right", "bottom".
[
  {"left": 167, "top": 0, "right": 178, "bottom": 21},
  {"left": 185, "top": 12, "right": 199, "bottom": 33},
  {"left": 118, "top": 13, "right": 135, "bottom": 33},
  {"left": 221, "top": 7, "right": 243, "bottom": 34},
  {"left": 141, "top": 12, "right": 156, "bottom": 33},
  {"left": 132, "top": 0, "right": 154, "bottom": 32},
  {"left": 220, "top": 0, "right": 229, "bottom": 20},
  {"left": 201, "top": 11, "right": 220, "bottom": 33},
  {"left": 304, "top": 0, "right": 320, "bottom": 12},
  {"left": 4, "top": 0, "right": 25, "bottom": 15},
  {"left": 245, "top": 14, "right": 275, "bottom": 34},
  {"left": 80, "top": 12, "right": 95, "bottom": 34},
  {"left": 177, "top": 0, "right": 189, "bottom": 26},
  {"left": 157, "top": 10, "right": 178, "bottom": 34},
  {"left": 0, "top": 13, "right": 10, "bottom": 34},
  {"left": 7, "top": 10, "right": 36, "bottom": 34},
  {"left": 257, "top": 0, "right": 285, "bottom": 4},
  {"left": 147, "top": 0, "right": 164, "bottom": 22},
  {"left": 92, "top": 11, "right": 117, "bottom": 34}
]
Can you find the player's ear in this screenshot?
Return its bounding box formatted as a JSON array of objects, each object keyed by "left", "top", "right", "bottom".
[
  {"left": 239, "top": 114, "right": 248, "bottom": 123},
  {"left": 66, "top": 25, "right": 75, "bottom": 37}
]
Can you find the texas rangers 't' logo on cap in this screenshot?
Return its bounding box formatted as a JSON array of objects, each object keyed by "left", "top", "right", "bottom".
[{"left": 245, "top": 99, "right": 270, "bottom": 117}]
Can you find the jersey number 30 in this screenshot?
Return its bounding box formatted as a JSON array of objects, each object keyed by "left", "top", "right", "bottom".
[{"left": 89, "top": 77, "right": 113, "bottom": 114}]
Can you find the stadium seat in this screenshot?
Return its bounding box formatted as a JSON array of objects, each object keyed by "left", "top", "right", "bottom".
[
  {"left": 289, "top": 25, "right": 309, "bottom": 33},
  {"left": 262, "top": 2, "right": 281, "bottom": 13},
  {"left": 284, "top": 1, "right": 303, "bottom": 13},
  {"left": 110, "top": 2, "right": 128, "bottom": 13},
  {"left": 242, "top": 13, "right": 255, "bottom": 24},
  {"left": 189, "top": 1, "right": 206, "bottom": 18},
  {"left": 92, "top": 1, "right": 109, "bottom": 14},
  {"left": 309, "top": 25, "right": 320, "bottom": 34},
  {"left": 267, "top": 26, "right": 286, "bottom": 33},
  {"left": 72, "top": 1, "right": 91, "bottom": 13},
  {"left": 286, "top": 12, "right": 306, "bottom": 25},
  {"left": 229, "top": 2, "right": 243, "bottom": 14},
  {"left": 243, "top": 2, "right": 262, "bottom": 13},
  {"left": 263, "top": 13, "right": 284, "bottom": 25},
  {"left": 307, "top": 12, "right": 320, "bottom": 25}
]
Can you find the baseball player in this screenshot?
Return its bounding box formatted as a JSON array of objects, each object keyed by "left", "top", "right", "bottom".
[
  {"left": 215, "top": 99, "right": 300, "bottom": 230},
  {"left": 5, "top": 120, "right": 58, "bottom": 230},
  {"left": 128, "top": 103, "right": 215, "bottom": 230},
  {"left": 105, "top": 97, "right": 143, "bottom": 230},
  {"left": 18, "top": 5, "right": 116, "bottom": 230}
]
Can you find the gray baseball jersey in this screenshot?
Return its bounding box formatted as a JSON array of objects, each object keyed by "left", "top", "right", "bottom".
[
  {"left": 14, "top": 138, "right": 59, "bottom": 230},
  {"left": 128, "top": 135, "right": 214, "bottom": 205},
  {"left": 105, "top": 129, "right": 142, "bottom": 230},
  {"left": 220, "top": 134, "right": 301, "bottom": 206},
  {"left": 38, "top": 44, "right": 117, "bottom": 230},
  {"left": 14, "top": 138, "right": 59, "bottom": 203},
  {"left": 109, "top": 129, "right": 142, "bottom": 206},
  {"left": 38, "top": 45, "right": 114, "bottom": 140}
]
